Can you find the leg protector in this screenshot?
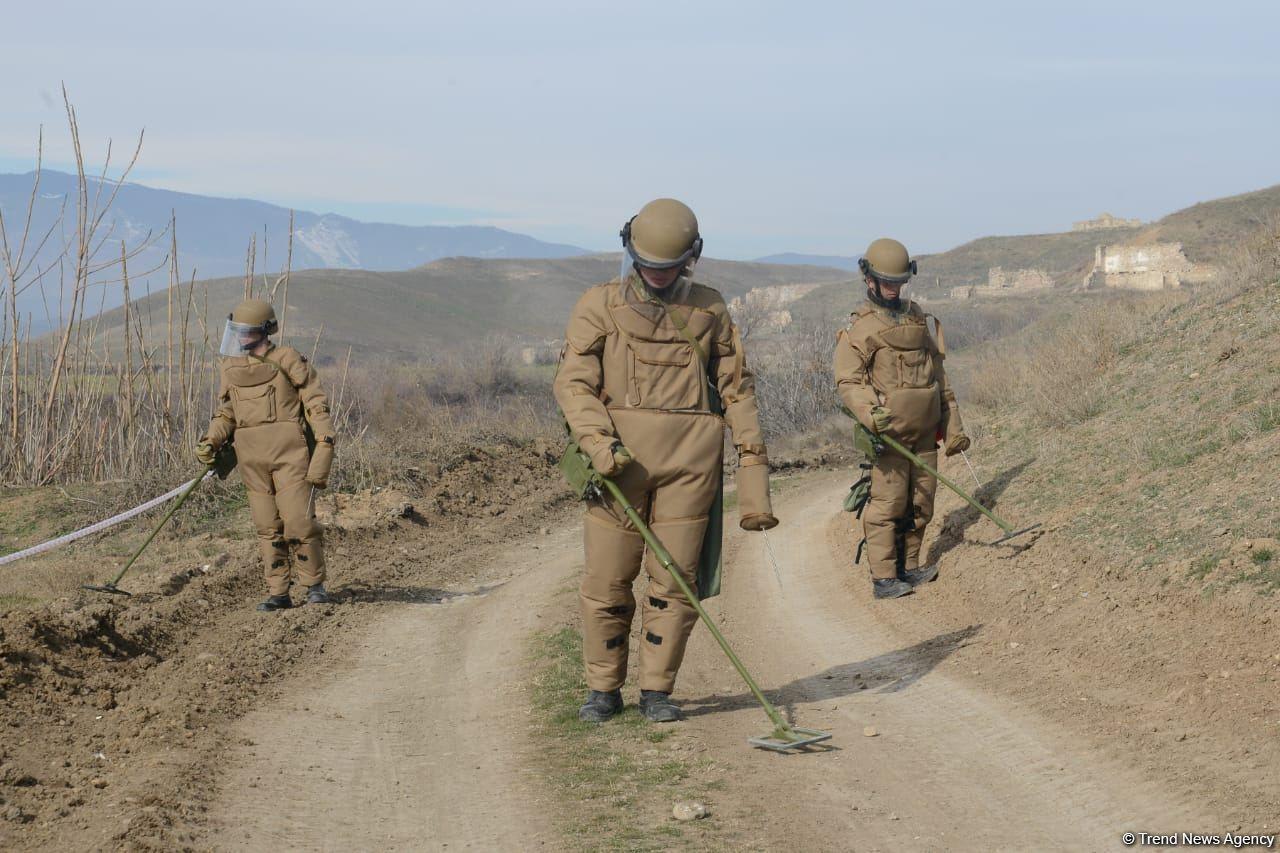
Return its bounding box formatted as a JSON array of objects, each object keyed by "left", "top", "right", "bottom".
[
  {"left": 638, "top": 516, "right": 706, "bottom": 693},
  {"left": 580, "top": 509, "right": 645, "bottom": 692},
  {"left": 902, "top": 449, "right": 939, "bottom": 571},
  {"left": 276, "top": 479, "right": 325, "bottom": 586},
  {"left": 247, "top": 490, "right": 291, "bottom": 595},
  {"left": 862, "top": 453, "right": 911, "bottom": 580}
]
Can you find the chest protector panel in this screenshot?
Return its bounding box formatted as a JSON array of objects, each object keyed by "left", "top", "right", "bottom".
[
  {"left": 866, "top": 313, "right": 942, "bottom": 444},
  {"left": 224, "top": 361, "right": 280, "bottom": 427},
  {"left": 608, "top": 301, "right": 717, "bottom": 412}
]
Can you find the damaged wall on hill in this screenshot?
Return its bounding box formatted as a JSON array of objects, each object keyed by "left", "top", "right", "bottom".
[
  {"left": 1082, "top": 242, "right": 1214, "bottom": 291},
  {"left": 950, "top": 266, "right": 1054, "bottom": 300}
]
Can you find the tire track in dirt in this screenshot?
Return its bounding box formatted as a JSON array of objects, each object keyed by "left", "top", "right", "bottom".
[
  {"left": 203, "top": 471, "right": 1213, "bottom": 851},
  {"left": 674, "top": 470, "right": 1209, "bottom": 851},
  {"left": 205, "top": 528, "right": 582, "bottom": 851}
]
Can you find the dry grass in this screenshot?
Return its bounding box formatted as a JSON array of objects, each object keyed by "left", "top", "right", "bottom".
[{"left": 962, "top": 294, "right": 1181, "bottom": 427}]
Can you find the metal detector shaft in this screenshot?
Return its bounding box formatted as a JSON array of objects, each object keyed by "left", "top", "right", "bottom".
[
  {"left": 597, "top": 476, "right": 809, "bottom": 744},
  {"left": 99, "top": 468, "right": 209, "bottom": 590},
  {"left": 873, "top": 432, "right": 1018, "bottom": 535}
]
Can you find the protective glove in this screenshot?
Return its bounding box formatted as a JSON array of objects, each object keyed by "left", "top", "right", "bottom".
[
  {"left": 737, "top": 453, "right": 778, "bottom": 531},
  {"left": 944, "top": 432, "right": 971, "bottom": 457},
  {"left": 588, "top": 440, "right": 632, "bottom": 477},
  {"left": 194, "top": 440, "right": 217, "bottom": 466},
  {"left": 306, "top": 437, "right": 335, "bottom": 488},
  {"left": 870, "top": 405, "right": 892, "bottom": 435}
]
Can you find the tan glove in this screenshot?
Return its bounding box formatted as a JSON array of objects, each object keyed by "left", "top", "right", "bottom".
[
  {"left": 306, "top": 437, "right": 335, "bottom": 488},
  {"left": 194, "top": 440, "right": 217, "bottom": 466},
  {"left": 588, "top": 440, "right": 632, "bottom": 477},
  {"left": 870, "top": 405, "right": 892, "bottom": 434},
  {"left": 944, "top": 433, "right": 971, "bottom": 457},
  {"left": 737, "top": 454, "right": 778, "bottom": 531}
]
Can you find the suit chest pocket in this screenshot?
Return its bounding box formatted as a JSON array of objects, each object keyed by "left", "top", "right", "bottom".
[
  {"left": 626, "top": 339, "right": 701, "bottom": 410},
  {"left": 232, "top": 382, "right": 277, "bottom": 427},
  {"left": 874, "top": 322, "right": 936, "bottom": 390},
  {"left": 895, "top": 348, "right": 935, "bottom": 388}
]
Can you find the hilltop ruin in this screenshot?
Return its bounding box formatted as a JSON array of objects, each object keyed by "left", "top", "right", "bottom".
[{"left": 1072, "top": 212, "right": 1143, "bottom": 231}]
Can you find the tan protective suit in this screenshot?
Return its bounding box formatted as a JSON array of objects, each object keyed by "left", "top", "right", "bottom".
[
  {"left": 203, "top": 345, "right": 336, "bottom": 594},
  {"left": 554, "top": 276, "right": 772, "bottom": 693},
  {"left": 834, "top": 299, "right": 965, "bottom": 580}
]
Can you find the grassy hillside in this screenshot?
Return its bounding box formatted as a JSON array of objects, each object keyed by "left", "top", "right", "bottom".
[
  {"left": 1141, "top": 183, "right": 1280, "bottom": 263},
  {"left": 791, "top": 183, "right": 1280, "bottom": 324},
  {"left": 89, "top": 255, "right": 848, "bottom": 361}
]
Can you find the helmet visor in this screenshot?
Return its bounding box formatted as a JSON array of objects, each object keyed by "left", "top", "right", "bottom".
[
  {"left": 219, "top": 319, "right": 269, "bottom": 357},
  {"left": 622, "top": 252, "right": 693, "bottom": 324}
]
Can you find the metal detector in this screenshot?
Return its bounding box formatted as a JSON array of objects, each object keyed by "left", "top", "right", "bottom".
[
  {"left": 854, "top": 420, "right": 1041, "bottom": 545},
  {"left": 559, "top": 442, "right": 832, "bottom": 753}
]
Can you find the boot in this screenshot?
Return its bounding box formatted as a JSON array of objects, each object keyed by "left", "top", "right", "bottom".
[
  {"left": 872, "top": 578, "right": 913, "bottom": 600},
  {"left": 578, "top": 689, "right": 623, "bottom": 723},
  {"left": 306, "top": 583, "right": 331, "bottom": 604},
  {"left": 256, "top": 593, "right": 292, "bottom": 612},
  {"left": 900, "top": 564, "right": 939, "bottom": 587},
  {"left": 639, "top": 690, "right": 683, "bottom": 723}
]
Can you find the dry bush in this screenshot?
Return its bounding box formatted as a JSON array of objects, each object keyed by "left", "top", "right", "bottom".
[
  {"left": 964, "top": 295, "right": 1176, "bottom": 427},
  {"left": 752, "top": 318, "right": 836, "bottom": 440},
  {"left": 0, "top": 93, "right": 212, "bottom": 487},
  {"left": 326, "top": 352, "right": 560, "bottom": 492},
  {"left": 1198, "top": 216, "right": 1280, "bottom": 305}
]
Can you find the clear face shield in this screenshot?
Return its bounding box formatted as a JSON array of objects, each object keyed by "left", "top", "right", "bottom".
[
  {"left": 219, "top": 319, "right": 269, "bottom": 357},
  {"left": 621, "top": 247, "right": 695, "bottom": 323}
]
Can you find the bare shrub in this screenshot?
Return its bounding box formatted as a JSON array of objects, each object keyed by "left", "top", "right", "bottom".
[
  {"left": 752, "top": 318, "right": 836, "bottom": 440},
  {"left": 964, "top": 295, "right": 1175, "bottom": 427},
  {"left": 1200, "top": 216, "right": 1280, "bottom": 305}
]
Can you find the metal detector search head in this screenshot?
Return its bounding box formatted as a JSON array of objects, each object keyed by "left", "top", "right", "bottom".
[
  {"left": 81, "top": 581, "right": 131, "bottom": 597},
  {"left": 749, "top": 726, "right": 834, "bottom": 753},
  {"left": 992, "top": 522, "right": 1042, "bottom": 545}
]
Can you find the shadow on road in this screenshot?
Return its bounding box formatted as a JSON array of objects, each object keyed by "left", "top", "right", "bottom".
[
  {"left": 680, "top": 623, "right": 983, "bottom": 720},
  {"left": 925, "top": 459, "right": 1034, "bottom": 565}
]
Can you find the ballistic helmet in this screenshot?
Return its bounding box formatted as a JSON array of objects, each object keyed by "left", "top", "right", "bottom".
[
  {"left": 858, "top": 238, "right": 917, "bottom": 284},
  {"left": 621, "top": 198, "right": 702, "bottom": 270}
]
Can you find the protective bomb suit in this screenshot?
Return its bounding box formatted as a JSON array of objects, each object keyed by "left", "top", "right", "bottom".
[
  {"left": 199, "top": 299, "right": 336, "bottom": 606},
  {"left": 833, "top": 239, "right": 969, "bottom": 594},
  {"left": 554, "top": 199, "right": 776, "bottom": 708}
]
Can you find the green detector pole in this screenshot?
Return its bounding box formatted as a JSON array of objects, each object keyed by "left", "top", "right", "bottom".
[
  {"left": 559, "top": 441, "right": 830, "bottom": 751},
  {"left": 849, "top": 414, "right": 1040, "bottom": 545},
  {"left": 82, "top": 467, "right": 211, "bottom": 596},
  {"left": 599, "top": 477, "right": 831, "bottom": 751}
]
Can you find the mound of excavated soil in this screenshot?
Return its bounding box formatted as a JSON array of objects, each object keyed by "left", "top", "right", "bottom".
[{"left": 0, "top": 436, "right": 568, "bottom": 849}]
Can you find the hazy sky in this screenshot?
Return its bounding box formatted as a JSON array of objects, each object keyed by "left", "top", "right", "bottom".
[{"left": 2, "top": 1, "right": 1277, "bottom": 258}]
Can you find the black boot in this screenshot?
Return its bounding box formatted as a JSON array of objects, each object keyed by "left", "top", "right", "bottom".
[
  {"left": 900, "top": 564, "right": 939, "bottom": 587},
  {"left": 578, "top": 689, "right": 623, "bottom": 723},
  {"left": 639, "top": 690, "right": 683, "bottom": 722},
  {"left": 256, "top": 593, "right": 292, "bottom": 612},
  {"left": 306, "top": 584, "right": 331, "bottom": 604},
  {"left": 872, "top": 578, "right": 913, "bottom": 600}
]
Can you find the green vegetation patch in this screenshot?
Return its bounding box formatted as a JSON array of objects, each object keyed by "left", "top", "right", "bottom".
[{"left": 527, "top": 626, "right": 729, "bottom": 852}]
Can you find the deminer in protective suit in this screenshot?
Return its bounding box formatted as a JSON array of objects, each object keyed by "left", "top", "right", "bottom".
[
  {"left": 554, "top": 199, "right": 778, "bottom": 723},
  {"left": 195, "top": 299, "right": 337, "bottom": 612},
  {"left": 834, "top": 239, "right": 970, "bottom": 600}
]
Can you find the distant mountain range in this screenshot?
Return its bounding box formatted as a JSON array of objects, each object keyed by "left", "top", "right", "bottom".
[{"left": 0, "top": 170, "right": 588, "bottom": 330}]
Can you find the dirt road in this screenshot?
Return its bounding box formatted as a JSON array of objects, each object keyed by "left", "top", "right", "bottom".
[{"left": 205, "top": 472, "right": 1209, "bottom": 851}]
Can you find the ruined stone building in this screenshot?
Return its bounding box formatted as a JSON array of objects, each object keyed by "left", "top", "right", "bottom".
[
  {"left": 1072, "top": 212, "right": 1143, "bottom": 231},
  {"left": 727, "top": 283, "right": 824, "bottom": 330},
  {"left": 1081, "top": 242, "right": 1213, "bottom": 291},
  {"left": 950, "top": 266, "right": 1054, "bottom": 300}
]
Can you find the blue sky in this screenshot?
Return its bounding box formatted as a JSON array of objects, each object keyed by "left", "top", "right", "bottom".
[{"left": 2, "top": 0, "right": 1277, "bottom": 258}]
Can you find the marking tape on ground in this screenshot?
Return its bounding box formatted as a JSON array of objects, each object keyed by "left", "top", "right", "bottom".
[{"left": 0, "top": 472, "right": 214, "bottom": 567}]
